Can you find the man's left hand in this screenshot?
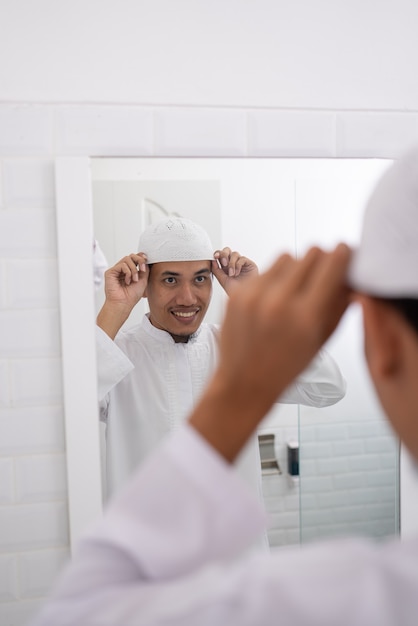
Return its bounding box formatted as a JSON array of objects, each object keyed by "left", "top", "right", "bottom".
[{"left": 212, "top": 247, "right": 258, "bottom": 294}]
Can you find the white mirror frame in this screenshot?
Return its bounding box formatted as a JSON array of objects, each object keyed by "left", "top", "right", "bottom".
[
  {"left": 56, "top": 155, "right": 418, "bottom": 549},
  {"left": 56, "top": 157, "right": 103, "bottom": 549}
]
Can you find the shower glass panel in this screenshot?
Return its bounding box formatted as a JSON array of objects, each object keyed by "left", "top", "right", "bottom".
[{"left": 295, "top": 168, "right": 400, "bottom": 543}]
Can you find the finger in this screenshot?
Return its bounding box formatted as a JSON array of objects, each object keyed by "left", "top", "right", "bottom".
[
  {"left": 265, "top": 245, "right": 349, "bottom": 346},
  {"left": 214, "top": 247, "right": 232, "bottom": 269},
  {"left": 128, "top": 254, "right": 149, "bottom": 281},
  {"left": 117, "top": 261, "right": 136, "bottom": 286},
  {"left": 254, "top": 252, "right": 298, "bottom": 293},
  {"left": 253, "top": 249, "right": 325, "bottom": 324},
  {"left": 234, "top": 255, "right": 255, "bottom": 278},
  {"left": 132, "top": 252, "right": 148, "bottom": 273},
  {"left": 117, "top": 255, "right": 147, "bottom": 285},
  {"left": 303, "top": 244, "right": 351, "bottom": 331},
  {"left": 225, "top": 251, "right": 241, "bottom": 276}
]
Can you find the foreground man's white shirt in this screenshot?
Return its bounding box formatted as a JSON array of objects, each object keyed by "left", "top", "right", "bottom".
[{"left": 32, "top": 425, "right": 418, "bottom": 626}]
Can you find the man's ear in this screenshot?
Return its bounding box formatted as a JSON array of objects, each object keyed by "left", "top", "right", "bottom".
[{"left": 359, "top": 296, "right": 402, "bottom": 379}]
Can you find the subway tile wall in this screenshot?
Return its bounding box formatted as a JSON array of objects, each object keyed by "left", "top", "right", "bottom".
[{"left": 0, "top": 103, "right": 417, "bottom": 624}]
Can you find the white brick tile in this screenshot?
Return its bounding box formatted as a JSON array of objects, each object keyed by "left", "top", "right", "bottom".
[
  {"left": 0, "top": 407, "right": 65, "bottom": 455},
  {"left": 299, "top": 475, "right": 333, "bottom": 492},
  {"left": 316, "top": 491, "right": 350, "bottom": 510},
  {"left": 333, "top": 439, "right": 365, "bottom": 456},
  {"left": 336, "top": 112, "right": 418, "bottom": 158},
  {"left": 55, "top": 106, "right": 154, "bottom": 155},
  {"left": 18, "top": 549, "right": 70, "bottom": 599},
  {"left": 0, "top": 502, "right": 69, "bottom": 552},
  {"left": 267, "top": 529, "right": 288, "bottom": 548},
  {"left": 248, "top": 110, "right": 335, "bottom": 156},
  {"left": 367, "top": 469, "right": 397, "bottom": 488},
  {"left": 0, "top": 310, "right": 60, "bottom": 358},
  {"left": 298, "top": 424, "right": 315, "bottom": 442},
  {"left": 0, "top": 458, "right": 14, "bottom": 504},
  {"left": 0, "top": 209, "right": 57, "bottom": 258},
  {"left": 299, "top": 442, "right": 333, "bottom": 459},
  {"left": 0, "top": 599, "right": 42, "bottom": 626},
  {"left": 367, "top": 502, "right": 397, "bottom": 520},
  {"left": 299, "top": 507, "right": 335, "bottom": 527},
  {"left": 317, "top": 457, "right": 349, "bottom": 475},
  {"left": 333, "top": 472, "right": 365, "bottom": 490},
  {"left": 334, "top": 506, "right": 370, "bottom": 524},
  {"left": 267, "top": 509, "right": 300, "bottom": 530},
  {"left": 5, "top": 259, "right": 59, "bottom": 308},
  {"left": 0, "top": 360, "right": 11, "bottom": 407},
  {"left": 0, "top": 555, "right": 17, "bottom": 601},
  {"left": 348, "top": 454, "right": 382, "bottom": 472},
  {"left": 311, "top": 424, "right": 347, "bottom": 442},
  {"left": 15, "top": 454, "right": 67, "bottom": 503},
  {"left": 347, "top": 421, "right": 384, "bottom": 439},
  {"left": 365, "top": 436, "right": 397, "bottom": 454},
  {"left": 296, "top": 493, "right": 316, "bottom": 510},
  {"left": 351, "top": 486, "right": 395, "bottom": 506},
  {"left": 2, "top": 159, "right": 55, "bottom": 209},
  {"left": 155, "top": 108, "right": 247, "bottom": 156},
  {"left": 261, "top": 474, "right": 289, "bottom": 499},
  {"left": 300, "top": 459, "right": 316, "bottom": 475},
  {"left": 283, "top": 528, "right": 300, "bottom": 546},
  {"left": 11, "top": 358, "right": 62, "bottom": 407},
  {"left": 262, "top": 495, "right": 285, "bottom": 514},
  {"left": 258, "top": 406, "right": 298, "bottom": 430},
  {"left": 0, "top": 105, "right": 52, "bottom": 156},
  {"left": 379, "top": 452, "right": 398, "bottom": 470}
]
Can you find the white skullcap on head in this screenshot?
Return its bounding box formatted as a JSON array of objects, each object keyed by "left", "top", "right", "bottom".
[
  {"left": 138, "top": 217, "right": 214, "bottom": 264},
  {"left": 348, "top": 145, "right": 418, "bottom": 297}
]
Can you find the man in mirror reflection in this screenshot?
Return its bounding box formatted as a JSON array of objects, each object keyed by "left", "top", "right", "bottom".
[
  {"left": 32, "top": 145, "right": 418, "bottom": 626},
  {"left": 95, "top": 216, "right": 346, "bottom": 504}
]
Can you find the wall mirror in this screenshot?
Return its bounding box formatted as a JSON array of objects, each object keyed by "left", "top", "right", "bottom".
[{"left": 56, "top": 156, "right": 401, "bottom": 551}]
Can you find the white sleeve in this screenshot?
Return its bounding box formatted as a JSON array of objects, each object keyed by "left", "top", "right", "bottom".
[
  {"left": 279, "top": 349, "right": 347, "bottom": 407},
  {"left": 30, "top": 425, "right": 418, "bottom": 626},
  {"left": 96, "top": 325, "right": 134, "bottom": 406},
  {"left": 30, "top": 425, "right": 267, "bottom": 625}
]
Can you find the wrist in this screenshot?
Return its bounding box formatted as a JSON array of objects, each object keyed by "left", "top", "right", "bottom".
[
  {"left": 96, "top": 302, "right": 132, "bottom": 340},
  {"left": 188, "top": 373, "right": 270, "bottom": 463}
]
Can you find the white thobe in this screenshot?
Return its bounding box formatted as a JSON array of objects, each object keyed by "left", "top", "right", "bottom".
[
  {"left": 97, "top": 314, "right": 346, "bottom": 497},
  {"left": 31, "top": 424, "right": 418, "bottom": 626}
]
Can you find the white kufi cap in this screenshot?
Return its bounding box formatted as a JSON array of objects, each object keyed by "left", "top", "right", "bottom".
[
  {"left": 348, "top": 146, "right": 418, "bottom": 297},
  {"left": 138, "top": 217, "right": 214, "bottom": 264}
]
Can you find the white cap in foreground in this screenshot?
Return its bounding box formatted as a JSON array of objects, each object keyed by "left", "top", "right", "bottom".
[{"left": 349, "top": 146, "right": 418, "bottom": 297}]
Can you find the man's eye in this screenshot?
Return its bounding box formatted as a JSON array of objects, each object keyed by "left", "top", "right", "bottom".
[
  {"left": 195, "top": 276, "right": 206, "bottom": 283},
  {"left": 164, "top": 277, "right": 176, "bottom": 284}
]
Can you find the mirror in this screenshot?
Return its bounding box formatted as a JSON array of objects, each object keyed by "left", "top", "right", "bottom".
[{"left": 88, "top": 157, "right": 399, "bottom": 549}]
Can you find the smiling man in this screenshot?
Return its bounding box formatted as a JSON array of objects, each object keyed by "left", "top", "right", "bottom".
[
  {"left": 96, "top": 217, "right": 346, "bottom": 500},
  {"left": 144, "top": 261, "right": 213, "bottom": 341}
]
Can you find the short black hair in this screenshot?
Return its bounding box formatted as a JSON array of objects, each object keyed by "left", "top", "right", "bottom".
[{"left": 383, "top": 298, "right": 418, "bottom": 334}]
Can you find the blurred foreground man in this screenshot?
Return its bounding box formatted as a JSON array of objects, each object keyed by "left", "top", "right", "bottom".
[{"left": 32, "top": 146, "right": 418, "bottom": 626}]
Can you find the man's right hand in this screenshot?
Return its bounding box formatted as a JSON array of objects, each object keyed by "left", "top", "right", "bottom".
[{"left": 97, "top": 253, "right": 149, "bottom": 340}]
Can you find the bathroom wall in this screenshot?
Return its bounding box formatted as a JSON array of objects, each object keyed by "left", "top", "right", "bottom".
[{"left": 1, "top": 1, "right": 418, "bottom": 623}]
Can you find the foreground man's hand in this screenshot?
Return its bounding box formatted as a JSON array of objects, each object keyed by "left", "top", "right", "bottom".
[{"left": 190, "top": 244, "right": 351, "bottom": 462}]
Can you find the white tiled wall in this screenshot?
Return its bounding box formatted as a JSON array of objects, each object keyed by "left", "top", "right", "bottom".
[{"left": 0, "top": 102, "right": 417, "bottom": 625}]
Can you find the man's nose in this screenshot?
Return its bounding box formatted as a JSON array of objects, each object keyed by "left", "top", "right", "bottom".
[{"left": 176, "top": 283, "right": 197, "bottom": 305}]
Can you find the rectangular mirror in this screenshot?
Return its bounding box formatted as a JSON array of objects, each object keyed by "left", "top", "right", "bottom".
[{"left": 88, "top": 157, "right": 398, "bottom": 549}]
